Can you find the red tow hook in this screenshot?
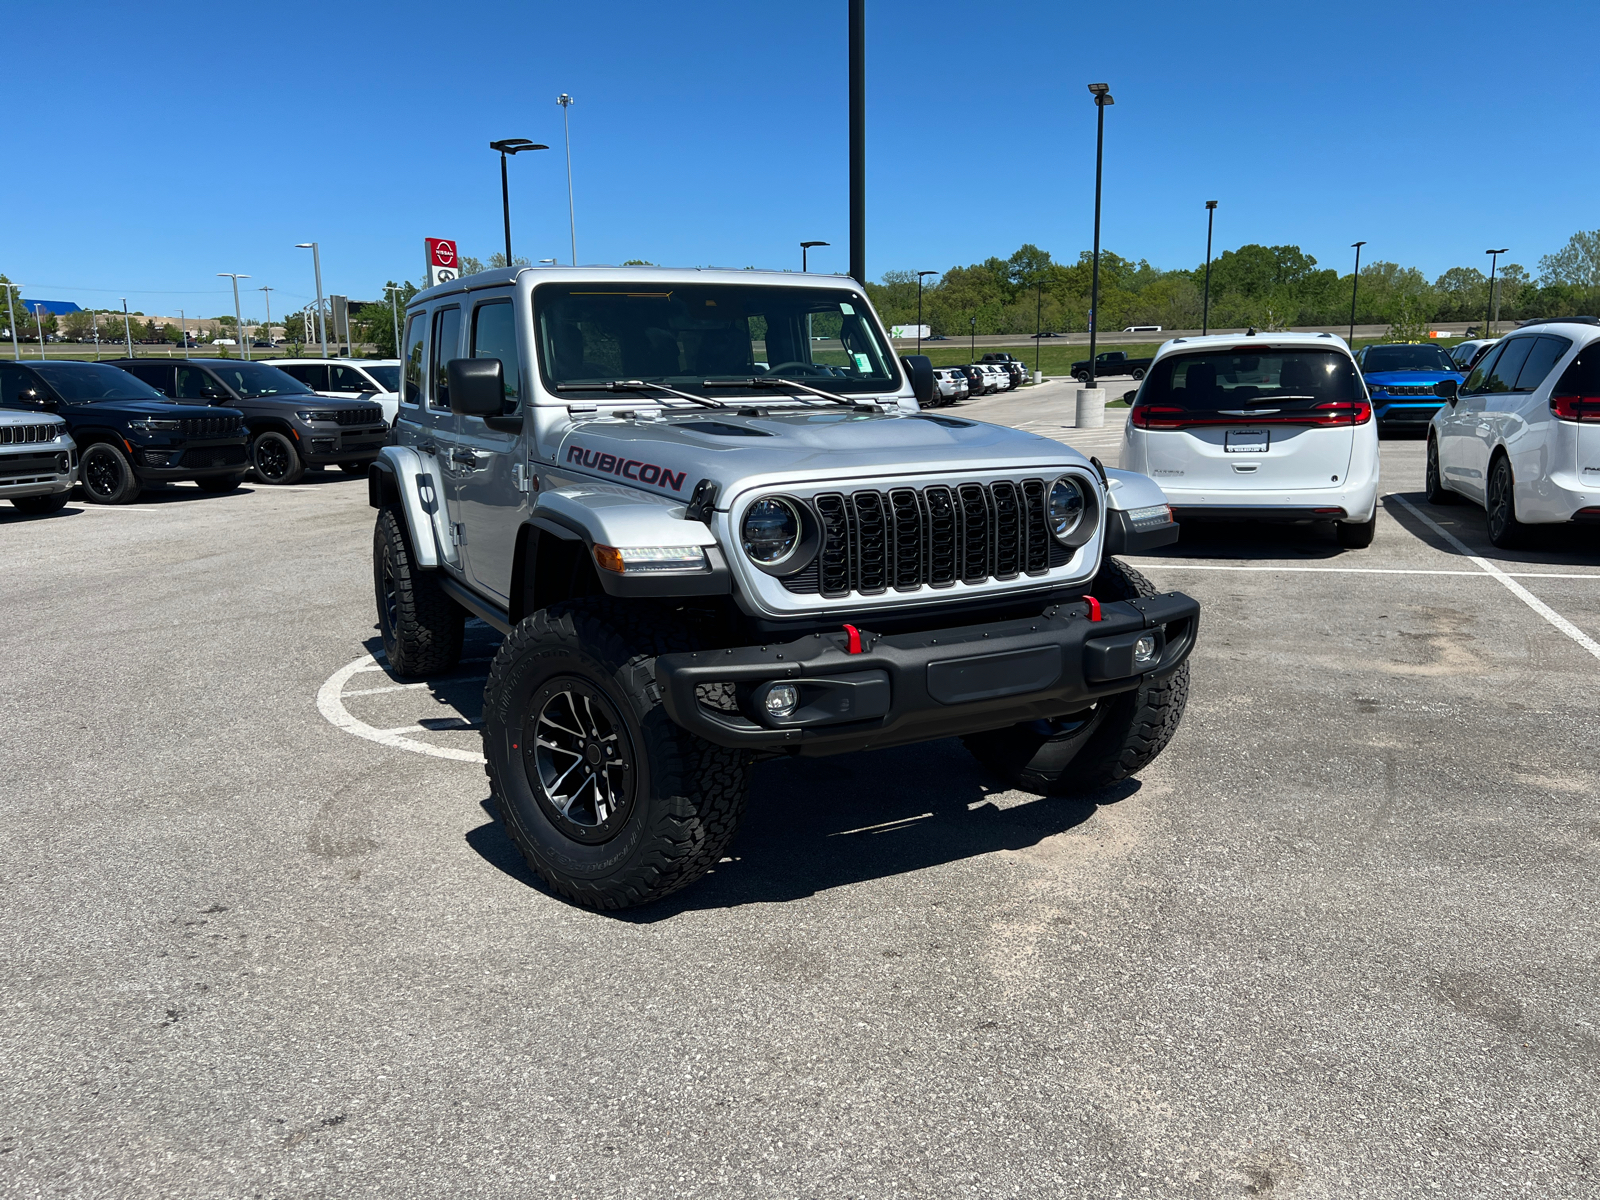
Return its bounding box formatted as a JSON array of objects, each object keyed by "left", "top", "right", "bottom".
[
  {"left": 842, "top": 623, "right": 863, "bottom": 654},
  {"left": 1081, "top": 596, "right": 1102, "bottom": 622}
]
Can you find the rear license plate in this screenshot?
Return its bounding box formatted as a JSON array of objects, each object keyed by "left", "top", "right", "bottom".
[{"left": 1225, "top": 429, "right": 1269, "bottom": 453}]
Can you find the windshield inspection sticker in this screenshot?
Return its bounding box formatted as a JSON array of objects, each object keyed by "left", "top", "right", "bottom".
[{"left": 853, "top": 353, "right": 872, "bottom": 371}]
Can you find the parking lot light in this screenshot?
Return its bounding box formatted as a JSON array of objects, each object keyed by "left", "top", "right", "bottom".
[
  {"left": 121, "top": 298, "right": 133, "bottom": 358},
  {"left": 217, "top": 274, "right": 251, "bottom": 361},
  {"left": 34, "top": 304, "right": 46, "bottom": 359},
  {"left": 384, "top": 284, "right": 406, "bottom": 362},
  {"left": 295, "top": 244, "right": 329, "bottom": 359},
  {"left": 916, "top": 270, "right": 936, "bottom": 354},
  {"left": 179, "top": 309, "right": 188, "bottom": 360},
  {"left": 969, "top": 315, "right": 976, "bottom": 361},
  {"left": 1086, "top": 83, "right": 1114, "bottom": 389},
  {"left": 557, "top": 95, "right": 577, "bottom": 265},
  {"left": 1485, "top": 248, "right": 1509, "bottom": 335},
  {"left": 4, "top": 283, "right": 20, "bottom": 360},
  {"left": 489, "top": 139, "right": 549, "bottom": 265},
  {"left": 1203, "top": 201, "right": 1218, "bottom": 336},
  {"left": 1349, "top": 241, "right": 1366, "bottom": 348},
  {"left": 257, "top": 286, "right": 273, "bottom": 358},
  {"left": 801, "top": 241, "right": 829, "bottom": 273}
]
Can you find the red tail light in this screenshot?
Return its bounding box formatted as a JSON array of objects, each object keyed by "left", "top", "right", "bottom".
[
  {"left": 1130, "top": 400, "right": 1372, "bottom": 429},
  {"left": 1309, "top": 400, "right": 1373, "bottom": 426},
  {"left": 1130, "top": 404, "right": 1186, "bottom": 429},
  {"left": 1551, "top": 393, "right": 1600, "bottom": 422}
]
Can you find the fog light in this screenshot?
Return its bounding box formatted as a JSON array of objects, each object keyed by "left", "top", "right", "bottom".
[
  {"left": 764, "top": 683, "right": 799, "bottom": 718},
  {"left": 1133, "top": 635, "right": 1157, "bottom": 664}
]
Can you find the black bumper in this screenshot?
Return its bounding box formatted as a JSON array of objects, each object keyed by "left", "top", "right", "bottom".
[
  {"left": 656, "top": 591, "right": 1199, "bottom": 757},
  {"left": 131, "top": 440, "right": 249, "bottom": 479},
  {"left": 302, "top": 427, "right": 389, "bottom": 464},
  {"left": 1172, "top": 505, "right": 1348, "bottom": 523}
]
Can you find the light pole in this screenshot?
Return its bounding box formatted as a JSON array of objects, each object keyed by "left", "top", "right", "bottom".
[
  {"left": 915, "top": 270, "right": 936, "bottom": 354},
  {"left": 179, "top": 309, "right": 188, "bottom": 359},
  {"left": 1485, "top": 247, "right": 1509, "bottom": 335},
  {"left": 848, "top": 0, "right": 866, "bottom": 285},
  {"left": 295, "top": 243, "right": 329, "bottom": 358},
  {"left": 258, "top": 286, "right": 274, "bottom": 354},
  {"left": 556, "top": 94, "right": 577, "bottom": 265},
  {"left": 121, "top": 299, "right": 133, "bottom": 358},
  {"left": 1348, "top": 241, "right": 1366, "bottom": 348},
  {"left": 218, "top": 274, "right": 251, "bottom": 361},
  {"left": 3, "top": 283, "right": 19, "bottom": 360},
  {"left": 34, "top": 305, "right": 47, "bottom": 359},
  {"left": 384, "top": 284, "right": 406, "bottom": 360},
  {"left": 969, "top": 315, "right": 976, "bottom": 361},
  {"left": 1035, "top": 283, "right": 1043, "bottom": 380},
  {"left": 91, "top": 311, "right": 100, "bottom": 360},
  {"left": 801, "top": 241, "right": 829, "bottom": 273},
  {"left": 489, "top": 138, "right": 548, "bottom": 265},
  {"left": 1086, "top": 82, "right": 1114, "bottom": 389},
  {"left": 1202, "top": 200, "right": 1218, "bottom": 335}
]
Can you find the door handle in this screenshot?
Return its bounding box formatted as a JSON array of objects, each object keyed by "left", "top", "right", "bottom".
[
  {"left": 451, "top": 448, "right": 488, "bottom": 470},
  {"left": 419, "top": 442, "right": 437, "bottom": 455}
]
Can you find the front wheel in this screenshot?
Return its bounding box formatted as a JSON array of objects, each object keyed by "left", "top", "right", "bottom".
[
  {"left": 1425, "top": 435, "right": 1457, "bottom": 505},
  {"left": 962, "top": 558, "right": 1190, "bottom": 795},
  {"left": 79, "top": 443, "right": 141, "bottom": 505},
  {"left": 10, "top": 492, "right": 69, "bottom": 515},
  {"left": 1485, "top": 455, "right": 1525, "bottom": 548},
  {"left": 373, "top": 506, "right": 463, "bottom": 677},
  {"left": 482, "top": 599, "right": 750, "bottom": 910},
  {"left": 251, "top": 431, "right": 305, "bottom": 485}
]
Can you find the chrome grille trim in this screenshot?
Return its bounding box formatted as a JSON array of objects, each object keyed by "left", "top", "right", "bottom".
[{"left": 0, "top": 423, "right": 65, "bottom": 445}]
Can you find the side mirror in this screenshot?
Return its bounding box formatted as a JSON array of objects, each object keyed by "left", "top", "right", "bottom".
[
  {"left": 901, "top": 354, "right": 935, "bottom": 406},
  {"left": 1122, "top": 389, "right": 1138, "bottom": 403},
  {"left": 447, "top": 357, "right": 506, "bottom": 416},
  {"left": 1433, "top": 378, "right": 1459, "bottom": 402}
]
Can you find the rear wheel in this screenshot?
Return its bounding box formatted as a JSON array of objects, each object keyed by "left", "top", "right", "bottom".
[
  {"left": 373, "top": 506, "right": 463, "bottom": 677},
  {"left": 1131, "top": 368, "right": 1146, "bottom": 381},
  {"left": 1485, "top": 454, "right": 1525, "bottom": 548},
  {"left": 1424, "top": 435, "right": 1457, "bottom": 505},
  {"left": 251, "top": 431, "right": 305, "bottom": 485},
  {"left": 10, "top": 492, "right": 68, "bottom": 515},
  {"left": 79, "top": 443, "right": 141, "bottom": 505},
  {"left": 1073, "top": 370, "right": 1090, "bottom": 384},
  {"left": 1336, "top": 514, "right": 1376, "bottom": 549},
  {"left": 962, "top": 558, "right": 1190, "bottom": 795}
]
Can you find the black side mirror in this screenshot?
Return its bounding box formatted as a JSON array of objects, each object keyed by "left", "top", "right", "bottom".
[
  {"left": 447, "top": 358, "right": 506, "bottom": 416},
  {"left": 1123, "top": 389, "right": 1138, "bottom": 402},
  {"left": 901, "top": 354, "right": 935, "bottom": 405},
  {"left": 1434, "top": 378, "right": 1459, "bottom": 402}
]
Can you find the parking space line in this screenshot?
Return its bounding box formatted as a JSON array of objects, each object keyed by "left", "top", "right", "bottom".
[
  {"left": 343, "top": 682, "right": 430, "bottom": 697},
  {"left": 316, "top": 654, "right": 486, "bottom": 764},
  {"left": 1390, "top": 494, "right": 1600, "bottom": 663},
  {"left": 1127, "top": 563, "right": 1600, "bottom": 579}
]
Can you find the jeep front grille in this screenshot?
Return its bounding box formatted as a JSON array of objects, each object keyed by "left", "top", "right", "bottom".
[
  {"left": 0, "top": 423, "right": 63, "bottom": 445},
  {"left": 177, "top": 416, "right": 242, "bottom": 437},
  {"left": 334, "top": 406, "right": 383, "bottom": 427},
  {"left": 781, "top": 479, "right": 1073, "bottom": 598}
]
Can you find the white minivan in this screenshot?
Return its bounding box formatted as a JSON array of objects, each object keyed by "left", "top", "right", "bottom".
[
  {"left": 273, "top": 358, "right": 402, "bottom": 426},
  {"left": 1427, "top": 318, "right": 1600, "bottom": 546},
  {"left": 1121, "top": 332, "right": 1380, "bottom": 548}
]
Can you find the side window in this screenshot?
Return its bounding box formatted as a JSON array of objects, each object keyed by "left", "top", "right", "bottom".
[
  {"left": 0, "top": 364, "right": 43, "bottom": 407},
  {"left": 127, "top": 363, "right": 175, "bottom": 395},
  {"left": 1462, "top": 344, "right": 1503, "bottom": 394},
  {"left": 428, "top": 307, "right": 462, "bottom": 410},
  {"left": 1482, "top": 339, "right": 1533, "bottom": 394},
  {"left": 176, "top": 367, "right": 226, "bottom": 401},
  {"left": 470, "top": 300, "right": 521, "bottom": 414},
  {"left": 329, "top": 364, "right": 371, "bottom": 393},
  {"left": 401, "top": 313, "right": 426, "bottom": 407},
  {"left": 281, "top": 364, "right": 329, "bottom": 390},
  {"left": 1512, "top": 336, "right": 1571, "bottom": 392}
]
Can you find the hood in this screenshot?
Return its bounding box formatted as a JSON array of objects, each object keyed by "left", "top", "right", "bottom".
[
  {"left": 63, "top": 398, "right": 241, "bottom": 418},
  {"left": 555, "top": 408, "right": 1089, "bottom": 502},
  {"left": 1363, "top": 369, "right": 1463, "bottom": 387}
]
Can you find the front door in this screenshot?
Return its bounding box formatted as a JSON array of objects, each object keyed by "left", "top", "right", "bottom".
[
  {"left": 1459, "top": 338, "right": 1534, "bottom": 501},
  {"left": 423, "top": 305, "right": 466, "bottom": 572},
  {"left": 1439, "top": 343, "right": 1500, "bottom": 500},
  {"left": 456, "top": 295, "right": 527, "bottom": 605}
]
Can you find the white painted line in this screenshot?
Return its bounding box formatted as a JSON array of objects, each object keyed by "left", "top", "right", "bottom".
[
  {"left": 830, "top": 813, "right": 934, "bottom": 837},
  {"left": 316, "top": 654, "right": 486, "bottom": 764},
  {"left": 342, "top": 682, "right": 430, "bottom": 697},
  {"left": 1125, "top": 563, "right": 1600, "bottom": 579},
  {"left": 1391, "top": 494, "right": 1600, "bottom": 664}
]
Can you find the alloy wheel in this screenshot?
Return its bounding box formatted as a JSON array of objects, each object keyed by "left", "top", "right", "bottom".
[
  {"left": 82, "top": 447, "right": 123, "bottom": 499},
  {"left": 255, "top": 436, "right": 291, "bottom": 482},
  {"left": 523, "top": 680, "right": 636, "bottom": 844},
  {"left": 1487, "top": 461, "right": 1511, "bottom": 536}
]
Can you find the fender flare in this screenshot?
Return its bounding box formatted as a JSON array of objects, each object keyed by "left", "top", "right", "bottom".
[
  {"left": 530, "top": 483, "right": 731, "bottom": 598},
  {"left": 370, "top": 446, "right": 454, "bottom": 571},
  {"left": 1102, "top": 466, "right": 1179, "bottom": 555}
]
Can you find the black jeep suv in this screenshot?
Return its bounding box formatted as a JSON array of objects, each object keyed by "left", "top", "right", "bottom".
[
  {"left": 111, "top": 358, "right": 387, "bottom": 485},
  {"left": 0, "top": 361, "right": 248, "bottom": 504}
]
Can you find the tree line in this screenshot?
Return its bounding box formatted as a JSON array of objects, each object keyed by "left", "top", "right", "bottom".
[{"left": 863, "top": 229, "right": 1600, "bottom": 338}]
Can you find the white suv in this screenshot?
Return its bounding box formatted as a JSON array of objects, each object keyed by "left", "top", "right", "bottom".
[
  {"left": 1122, "top": 332, "right": 1380, "bottom": 548},
  {"left": 273, "top": 358, "right": 402, "bottom": 425},
  {"left": 1426, "top": 318, "right": 1600, "bottom": 546}
]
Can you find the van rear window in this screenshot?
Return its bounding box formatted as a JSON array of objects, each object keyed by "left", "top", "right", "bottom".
[{"left": 1141, "top": 350, "right": 1362, "bottom": 413}]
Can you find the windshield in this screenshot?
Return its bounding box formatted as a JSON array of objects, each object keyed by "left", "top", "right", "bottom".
[
  {"left": 535, "top": 283, "right": 900, "bottom": 395},
  {"left": 365, "top": 365, "right": 400, "bottom": 391},
  {"left": 1141, "top": 349, "right": 1363, "bottom": 411},
  {"left": 1362, "top": 344, "right": 1456, "bottom": 373},
  {"left": 206, "top": 362, "right": 314, "bottom": 398},
  {"left": 32, "top": 363, "right": 169, "bottom": 403}
]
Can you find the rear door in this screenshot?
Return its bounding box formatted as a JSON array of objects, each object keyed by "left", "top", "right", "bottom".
[
  {"left": 328, "top": 362, "right": 375, "bottom": 397},
  {"left": 456, "top": 293, "right": 527, "bottom": 605},
  {"left": 123, "top": 362, "right": 176, "bottom": 397},
  {"left": 278, "top": 363, "right": 329, "bottom": 392}
]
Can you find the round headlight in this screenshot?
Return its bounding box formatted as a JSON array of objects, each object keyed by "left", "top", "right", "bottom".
[
  {"left": 742, "top": 497, "right": 801, "bottom": 565},
  {"left": 1048, "top": 477, "right": 1086, "bottom": 542}
]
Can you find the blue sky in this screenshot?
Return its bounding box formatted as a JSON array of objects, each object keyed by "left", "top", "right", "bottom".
[{"left": 5, "top": 0, "right": 1596, "bottom": 320}]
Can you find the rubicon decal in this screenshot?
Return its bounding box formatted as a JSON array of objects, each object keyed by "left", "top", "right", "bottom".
[{"left": 567, "top": 444, "right": 688, "bottom": 492}]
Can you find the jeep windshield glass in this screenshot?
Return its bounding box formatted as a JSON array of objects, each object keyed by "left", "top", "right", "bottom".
[
  {"left": 207, "top": 362, "right": 314, "bottom": 398},
  {"left": 1140, "top": 350, "right": 1363, "bottom": 412},
  {"left": 1361, "top": 344, "right": 1456, "bottom": 372},
  {"left": 535, "top": 284, "right": 900, "bottom": 396},
  {"left": 31, "top": 363, "right": 169, "bottom": 403},
  {"left": 365, "top": 365, "right": 400, "bottom": 391}
]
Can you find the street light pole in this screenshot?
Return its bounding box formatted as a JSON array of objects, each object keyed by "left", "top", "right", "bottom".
[
  {"left": 4, "top": 284, "right": 19, "bottom": 361},
  {"left": 848, "top": 0, "right": 866, "bottom": 286},
  {"left": 34, "top": 305, "right": 46, "bottom": 359},
  {"left": 969, "top": 315, "right": 976, "bottom": 361},
  {"left": 384, "top": 284, "right": 406, "bottom": 361},
  {"left": 258, "top": 287, "right": 273, "bottom": 355},
  {"left": 1035, "top": 284, "right": 1043, "bottom": 379},
  {"left": 1348, "top": 241, "right": 1366, "bottom": 348},
  {"left": 218, "top": 274, "right": 251, "bottom": 361},
  {"left": 916, "top": 270, "right": 936, "bottom": 355},
  {"left": 121, "top": 299, "right": 133, "bottom": 358},
  {"left": 489, "top": 139, "right": 548, "bottom": 265},
  {"left": 295, "top": 244, "right": 329, "bottom": 358},
  {"left": 1202, "top": 200, "right": 1218, "bottom": 336},
  {"left": 556, "top": 95, "right": 577, "bottom": 265},
  {"left": 801, "top": 241, "right": 829, "bottom": 273},
  {"left": 179, "top": 309, "right": 188, "bottom": 360},
  {"left": 1484, "top": 248, "right": 1509, "bottom": 335},
  {"left": 1086, "top": 83, "right": 1114, "bottom": 389}
]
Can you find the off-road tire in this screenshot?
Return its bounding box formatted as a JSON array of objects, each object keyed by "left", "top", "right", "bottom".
[
  {"left": 483, "top": 598, "right": 750, "bottom": 910},
  {"left": 79, "top": 442, "right": 141, "bottom": 505},
  {"left": 1336, "top": 514, "right": 1376, "bottom": 549},
  {"left": 251, "top": 431, "right": 306, "bottom": 485},
  {"left": 962, "top": 557, "right": 1190, "bottom": 796},
  {"left": 1485, "top": 454, "right": 1525, "bottom": 548},
  {"left": 10, "top": 492, "right": 69, "bottom": 515},
  {"left": 373, "top": 506, "right": 463, "bottom": 677},
  {"left": 1425, "top": 435, "right": 1457, "bottom": 505},
  {"left": 196, "top": 473, "right": 245, "bottom": 493}
]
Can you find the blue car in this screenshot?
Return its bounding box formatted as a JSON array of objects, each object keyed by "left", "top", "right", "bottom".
[{"left": 1354, "top": 342, "right": 1465, "bottom": 433}]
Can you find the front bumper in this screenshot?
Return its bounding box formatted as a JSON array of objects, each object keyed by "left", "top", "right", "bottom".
[
  {"left": 656, "top": 591, "right": 1199, "bottom": 757},
  {"left": 1374, "top": 401, "right": 1444, "bottom": 425},
  {"left": 300, "top": 425, "right": 389, "bottom": 464},
  {"left": 0, "top": 448, "right": 75, "bottom": 498},
  {"left": 131, "top": 438, "right": 250, "bottom": 478}
]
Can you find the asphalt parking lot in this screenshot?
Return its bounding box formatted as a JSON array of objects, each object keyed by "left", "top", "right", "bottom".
[{"left": 3, "top": 398, "right": 1598, "bottom": 1199}]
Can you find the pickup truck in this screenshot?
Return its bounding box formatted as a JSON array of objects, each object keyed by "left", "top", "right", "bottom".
[{"left": 1071, "top": 351, "right": 1153, "bottom": 383}]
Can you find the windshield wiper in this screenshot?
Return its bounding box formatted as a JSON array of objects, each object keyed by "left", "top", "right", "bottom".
[
  {"left": 555, "top": 380, "right": 723, "bottom": 409},
  {"left": 701, "top": 376, "right": 880, "bottom": 412}
]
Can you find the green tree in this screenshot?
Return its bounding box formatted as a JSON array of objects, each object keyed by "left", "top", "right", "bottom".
[
  {"left": 1538, "top": 230, "right": 1600, "bottom": 290},
  {"left": 352, "top": 281, "right": 419, "bottom": 357}
]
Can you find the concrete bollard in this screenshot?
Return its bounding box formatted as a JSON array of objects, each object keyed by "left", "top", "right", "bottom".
[
  {"left": 1075, "top": 387, "right": 1106, "bottom": 428},
  {"left": 1032, "top": 370, "right": 1042, "bottom": 385}
]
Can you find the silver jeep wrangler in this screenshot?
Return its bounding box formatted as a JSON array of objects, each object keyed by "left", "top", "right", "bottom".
[
  {"left": 0, "top": 410, "right": 76, "bottom": 516},
  {"left": 370, "top": 267, "right": 1198, "bottom": 909}
]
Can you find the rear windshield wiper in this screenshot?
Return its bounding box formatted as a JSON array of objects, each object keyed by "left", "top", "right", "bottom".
[
  {"left": 555, "top": 380, "right": 723, "bottom": 409},
  {"left": 701, "top": 376, "right": 880, "bottom": 412}
]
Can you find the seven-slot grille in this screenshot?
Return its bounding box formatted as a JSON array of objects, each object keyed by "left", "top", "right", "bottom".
[
  {"left": 0, "top": 423, "right": 64, "bottom": 445},
  {"left": 334, "top": 406, "right": 383, "bottom": 427},
  {"left": 780, "top": 479, "right": 1077, "bottom": 598},
  {"left": 177, "top": 415, "right": 242, "bottom": 437}
]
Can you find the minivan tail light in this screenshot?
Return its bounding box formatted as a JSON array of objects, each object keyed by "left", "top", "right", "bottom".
[
  {"left": 1309, "top": 400, "right": 1372, "bottom": 426},
  {"left": 1551, "top": 393, "right": 1600, "bottom": 422},
  {"left": 1130, "top": 404, "right": 1186, "bottom": 429},
  {"left": 1131, "top": 400, "right": 1371, "bottom": 429}
]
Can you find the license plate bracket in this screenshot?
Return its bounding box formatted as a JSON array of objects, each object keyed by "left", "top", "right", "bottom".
[{"left": 1225, "top": 429, "right": 1270, "bottom": 453}]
